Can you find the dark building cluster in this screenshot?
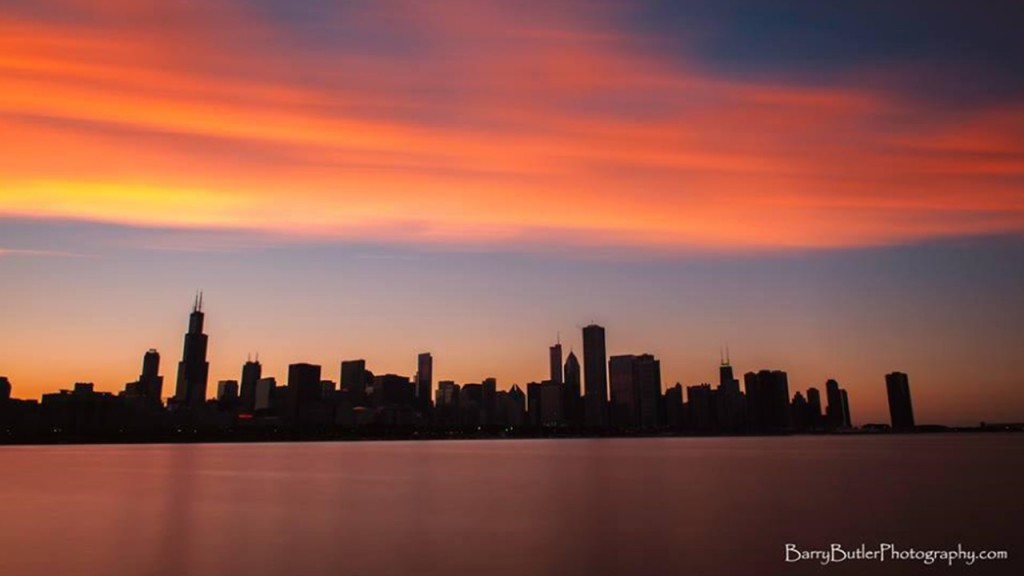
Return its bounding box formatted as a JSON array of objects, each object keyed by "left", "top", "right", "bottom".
[{"left": 1, "top": 296, "right": 921, "bottom": 442}]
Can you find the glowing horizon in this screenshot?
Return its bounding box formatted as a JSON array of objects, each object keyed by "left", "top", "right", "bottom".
[{"left": 1, "top": 1, "right": 1023, "bottom": 426}]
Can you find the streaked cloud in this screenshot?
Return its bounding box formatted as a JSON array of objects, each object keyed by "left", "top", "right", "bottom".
[{"left": 0, "top": 0, "right": 1021, "bottom": 251}]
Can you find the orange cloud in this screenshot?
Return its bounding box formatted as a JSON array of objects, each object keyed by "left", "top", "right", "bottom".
[{"left": 0, "top": 1, "right": 1022, "bottom": 251}]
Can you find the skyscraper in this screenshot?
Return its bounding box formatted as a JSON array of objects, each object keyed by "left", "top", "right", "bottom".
[
  {"left": 341, "top": 359, "right": 369, "bottom": 406},
  {"left": 582, "top": 324, "right": 608, "bottom": 428},
  {"left": 715, "top": 350, "right": 744, "bottom": 432},
  {"left": 885, "top": 372, "right": 916, "bottom": 431},
  {"left": 173, "top": 293, "right": 210, "bottom": 409},
  {"left": 840, "top": 389, "right": 852, "bottom": 428},
  {"left": 416, "top": 353, "right": 433, "bottom": 413},
  {"left": 687, "top": 383, "right": 716, "bottom": 431},
  {"left": 239, "top": 358, "right": 262, "bottom": 413},
  {"left": 287, "top": 363, "right": 322, "bottom": 419},
  {"left": 481, "top": 377, "right": 497, "bottom": 425},
  {"left": 139, "top": 349, "right": 163, "bottom": 402},
  {"left": 549, "top": 341, "right": 563, "bottom": 385},
  {"left": 635, "top": 353, "right": 661, "bottom": 429},
  {"left": 254, "top": 377, "right": 275, "bottom": 412},
  {"left": 608, "top": 353, "right": 661, "bottom": 429},
  {"left": 718, "top": 348, "right": 739, "bottom": 394},
  {"left": 217, "top": 380, "right": 239, "bottom": 404},
  {"left": 563, "top": 351, "right": 581, "bottom": 427},
  {"left": 744, "top": 370, "right": 791, "bottom": 431},
  {"left": 806, "top": 387, "right": 823, "bottom": 429},
  {"left": 825, "top": 379, "right": 849, "bottom": 430},
  {"left": 609, "top": 355, "right": 638, "bottom": 428}
]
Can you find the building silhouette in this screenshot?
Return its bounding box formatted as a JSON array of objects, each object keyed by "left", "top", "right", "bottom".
[
  {"left": 139, "top": 349, "right": 163, "bottom": 402},
  {"left": 459, "top": 382, "right": 483, "bottom": 427},
  {"left": 1, "top": 293, "right": 952, "bottom": 442},
  {"left": 239, "top": 358, "right": 263, "bottom": 413},
  {"left": 825, "top": 379, "right": 851, "bottom": 429},
  {"left": 686, "top": 383, "right": 716, "bottom": 431},
  {"left": 744, "top": 370, "right": 791, "bottom": 431},
  {"left": 716, "top": 351, "right": 745, "bottom": 432},
  {"left": 505, "top": 384, "right": 526, "bottom": 426},
  {"left": 664, "top": 383, "right": 684, "bottom": 428},
  {"left": 435, "top": 380, "right": 460, "bottom": 426},
  {"left": 885, "top": 372, "right": 916, "bottom": 431},
  {"left": 340, "top": 359, "right": 370, "bottom": 406},
  {"left": 217, "top": 380, "right": 239, "bottom": 410},
  {"left": 563, "top": 351, "right": 581, "bottom": 427},
  {"left": 416, "top": 353, "right": 433, "bottom": 413},
  {"left": 718, "top": 349, "right": 739, "bottom": 393},
  {"left": 173, "top": 293, "right": 210, "bottom": 409},
  {"left": 254, "top": 377, "right": 275, "bottom": 412},
  {"left": 539, "top": 381, "right": 563, "bottom": 427},
  {"left": 609, "top": 353, "right": 661, "bottom": 430},
  {"left": 482, "top": 377, "right": 497, "bottom": 426},
  {"left": 841, "top": 389, "right": 852, "bottom": 429},
  {"left": 549, "top": 341, "right": 563, "bottom": 385},
  {"left": 582, "top": 324, "right": 608, "bottom": 428},
  {"left": 287, "top": 363, "right": 322, "bottom": 420},
  {"left": 806, "top": 387, "right": 823, "bottom": 430},
  {"left": 791, "top": 391, "right": 809, "bottom": 430}
]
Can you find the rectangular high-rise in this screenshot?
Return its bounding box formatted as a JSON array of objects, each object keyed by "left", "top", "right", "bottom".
[
  {"left": 254, "top": 377, "right": 275, "bottom": 412},
  {"left": 582, "top": 324, "right": 608, "bottom": 428},
  {"left": 340, "top": 359, "right": 368, "bottom": 406},
  {"left": 744, "top": 370, "right": 791, "bottom": 431},
  {"left": 416, "top": 353, "right": 433, "bottom": 413},
  {"left": 549, "top": 343, "right": 563, "bottom": 385},
  {"left": 287, "top": 363, "right": 322, "bottom": 419},
  {"left": 609, "top": 354, "right": 638, "bottom": 428},
  {"left": 885, "top": 372, "right": 915, "bottom": 431},
  {"left": 139, "top": 349, "right": 163, "bottom": 402},
  {"left": 239, "top": 359, "right": 262, "bottom": 413},
  {"left": 825, "top": 379, "right": 850, "bottom": 430}
]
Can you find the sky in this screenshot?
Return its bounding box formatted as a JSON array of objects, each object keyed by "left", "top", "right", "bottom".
[{"left": 1, "top": 0, "right": 1023, "bottom": 425}]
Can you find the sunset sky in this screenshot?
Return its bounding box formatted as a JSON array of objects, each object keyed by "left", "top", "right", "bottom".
[{"left": 1, "top": 0, "right": 1022, "bottom": 425}]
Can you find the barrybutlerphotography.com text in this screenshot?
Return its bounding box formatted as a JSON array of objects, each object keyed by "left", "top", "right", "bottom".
[{"left": 785, "top": 543, "right": 1009, "bottom": 567}]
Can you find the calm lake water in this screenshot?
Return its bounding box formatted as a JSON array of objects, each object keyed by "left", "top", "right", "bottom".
[{"left": 0, "top": 435, "right": 1019, "bottom": 576}]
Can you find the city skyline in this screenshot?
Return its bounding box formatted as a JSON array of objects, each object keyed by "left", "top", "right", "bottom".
[
  {"left": 1, "top": 295, "right": 943, "bottom": 441},
  {"left": 0, "top": 4, "right": 1021, "bottom": 576},
  {"left": 1, "top": 0, "right": 1023, "bottom": 427},
  {"left": 0, "top": 293, "right": 987, "bottom": 430}
]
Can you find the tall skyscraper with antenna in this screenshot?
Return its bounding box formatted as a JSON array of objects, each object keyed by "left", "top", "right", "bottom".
[
  {"left": 173, "top": 292, "right": 210, "bottom": 409},
  {"left": 718, "top": 346, "right": 739, "bottom": 394},
  {"left": 549, "top": 337, "right": 563, "bottom": 385}
]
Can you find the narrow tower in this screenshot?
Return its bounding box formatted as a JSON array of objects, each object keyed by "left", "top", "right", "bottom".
[
  {"left": 173, "top": 292, "right": 210, "bottom": 409},
  {"left": 582, "top": 324, "right": 608, "bottom": 428},
  {"left": 549, "top": 336, "right": 563, "bottom": 385}
]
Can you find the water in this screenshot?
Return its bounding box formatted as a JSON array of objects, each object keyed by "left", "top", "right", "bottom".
[{"left": 0, "top": 435, "right": 1019, "bottom": 576}]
